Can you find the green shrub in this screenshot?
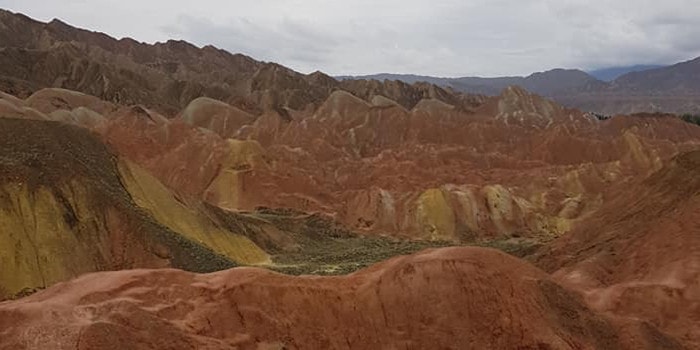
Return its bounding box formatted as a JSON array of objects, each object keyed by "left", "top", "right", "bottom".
[{"left": 680, "top": 114, "right": 700, "bottom": 126}]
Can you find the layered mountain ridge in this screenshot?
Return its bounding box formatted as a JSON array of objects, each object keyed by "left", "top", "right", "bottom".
[{"left": 0, "top": 9, "right": 481, "bottom": 118}]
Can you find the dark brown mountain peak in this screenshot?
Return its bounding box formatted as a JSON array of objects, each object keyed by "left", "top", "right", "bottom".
[
  {"left": 157, "top": 39, "right": 200, "bottom": 54},
  {"left": 338, "top": 78, "right": 463, "bottom": 110},
  {"left": 251, "top": 62, "right": 307, "bottom": 91},
  {"left": 305, "top": 70, "right": 338, "bottom": 88}
]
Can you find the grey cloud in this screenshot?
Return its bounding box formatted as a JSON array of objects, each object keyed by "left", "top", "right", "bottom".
[
  {"left": 1, "top": 0, "right": 700, "bottom": 76},
  {"left": 165, "top": 14, "right": 347, "bottom": 71}
]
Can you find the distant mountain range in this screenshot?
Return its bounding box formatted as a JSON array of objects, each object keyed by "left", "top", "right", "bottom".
[
  {"left": 339, "top": 60, "right": 700, "bottom": 115},
  {"left": 337, "top": 64, "right": 670, "bottom": 91},
  {"left": 337, "top": 69, "right": 600, "bottom": 96},
  {"left": 587, "top": 64, "right": 665, "bottom": 81}
]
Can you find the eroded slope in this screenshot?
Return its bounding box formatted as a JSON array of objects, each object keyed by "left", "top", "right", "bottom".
[
  {"left": 535, "top": 150, "right": 700, "bottom": 347},
  {"left": 0, "top": 247, "right": 679, "bottom": 350},
  {"left": 0, "top": 118, "right": 259, "bottom": 299}
]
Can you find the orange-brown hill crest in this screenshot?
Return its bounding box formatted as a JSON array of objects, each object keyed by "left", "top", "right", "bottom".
[{"left": 0, "top": 247, "right": 680, "bottom": 349}]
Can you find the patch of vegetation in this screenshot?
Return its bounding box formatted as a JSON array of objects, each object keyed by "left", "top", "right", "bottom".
[
  {"left": 680, "top": 114, "right": 700, "bottom": 126},
  {"left": 208, "top": 205, "right": 543, "bottom": 276},
  {"left": 0, "top": 286, "right": 45, "bottom": 302},
  {"left": 270, "top": 235, "right": 543, "bottom": 275},
  {"left": 270, "top": 236, "right": 453, "bottom": 275},
  {"left": 478, "top": 237, "right": 543, "bottom": 258},
  {"left": 208, "top": 204, "right": 454, "bottom": 275},
  {"left": 591, "top": 112, "right": 612, "bottom": 121}
]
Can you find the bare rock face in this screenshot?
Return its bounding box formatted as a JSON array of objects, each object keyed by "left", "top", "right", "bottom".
[{"left": 0, "top": 247, "right": 677, "bottom": 349}]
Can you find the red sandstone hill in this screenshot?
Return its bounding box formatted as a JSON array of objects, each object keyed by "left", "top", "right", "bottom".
[
  {"left": 0, "top": 247, "right": 682, "bottom": 350},
  {"left": 534, "top": 150, "right": 700, "bottom": 348},
  {"left": 3, "top": 85, "right": 700, "bottom": 245},
  {"left": 2, "top": 76, "right": 699, "bottom": 348}
]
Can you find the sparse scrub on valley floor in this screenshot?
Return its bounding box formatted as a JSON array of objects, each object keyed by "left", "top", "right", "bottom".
[{"left": 680, "top": 113, "right": 700, "bottom": 126}]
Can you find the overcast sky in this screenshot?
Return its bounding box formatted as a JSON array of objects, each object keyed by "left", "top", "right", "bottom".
[{"left": 2, "top": 0, "right": 700, "bottom": 77}]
